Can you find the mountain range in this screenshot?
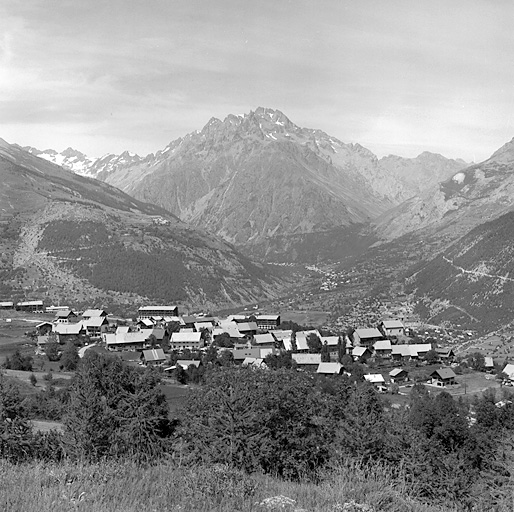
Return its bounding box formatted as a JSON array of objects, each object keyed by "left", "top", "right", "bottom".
[
  {"left": 26, "top": 108, "right": 467, "bottom": 261},
  {"left": 6, "top": 107, "right": 514, "bottom": 332},
  {"left": 0, "top": 138, "right": 286, "bottom": 313}
]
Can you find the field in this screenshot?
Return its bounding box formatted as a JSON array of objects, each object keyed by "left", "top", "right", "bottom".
[{"left": 0, "top": 311, "right": 52, "bottom": 364}]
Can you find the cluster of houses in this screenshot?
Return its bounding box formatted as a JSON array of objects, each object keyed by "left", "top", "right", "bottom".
[{"left": 29, "top": 304, "right": 470, "bottom": 389}]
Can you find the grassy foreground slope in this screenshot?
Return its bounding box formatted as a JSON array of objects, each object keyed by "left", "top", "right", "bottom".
[{"left": 1, "top": 460, "right": 457, "bottom": 512}]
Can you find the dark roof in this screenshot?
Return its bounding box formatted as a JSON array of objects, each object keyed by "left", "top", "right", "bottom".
[{"left": 431, "top": 368, "right": 456, "bottom": 380}]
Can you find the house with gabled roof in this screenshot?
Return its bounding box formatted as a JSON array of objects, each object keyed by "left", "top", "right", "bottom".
[
  {"left": 295, "top": 330, "right": 322, "bottom": 352},
  {"left": 55, "top": 309, "right": 78, "bottom": 323},
  {"left": 352, "top": 346, "right": 371, "bottom": 362},
  {"left": 435, "top": 347, "right": 455, "bottom": 361},
  {"left": 82, "top": 316, "right": 109, "bottom": 338},
  {"left": 253, "top": 333, "right": 276, "bottom": 348},
  {"left": 317, "top": 362, "right": 343, "bottom": 375},
  {"left": 292, "top": 353, "right": 321, "bottom": 371},
  {"left": 175, "top": 359, "right": 202, "bottom": 370},
  {"left": 364, "top": 373, "right": 387, "bottom": 391},
  {"left": 389, "top": 368, "right": 409, "bottom": 383},
  {"left": 142, "top": 348, "right": 166, "bottom": 365},
  {"left": 36, "top": 321, "right": 53, "bottom": 336},
  {"left": 104, "top": 331, "right": 148, "bottom": 351},
  {"left": 379, "top": 320, "right": 405, "bottom": 337},
  {"left": 237, "top": 322, "right": 258, "bottom": 336},
  {"left": 352, "top": 328, "right": 386, "bottom": 348},
  {"left": 82, "top": 309, "right": 108, "bottom": 320},
  {"left": 232, "top": 347, "right": 262, "bottom": 362},
  {"left": 170, "top": 331, "right": 203, "bottom": 350},
  {"left": 373, "top": 339, "right": 392, "bottom": 358},
  {"left": 273, "top": 329, "right": 293, "bottom": 351},
  {"left": 430, "top": 368, "right": 457, "bottom": 387},
  {"left": 54, "top": 322, "right": 85, "bottom": 344}
]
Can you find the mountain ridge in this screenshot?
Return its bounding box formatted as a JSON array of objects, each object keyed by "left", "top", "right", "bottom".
[{"left": 26, "top": 108, "right": 466, "bottom": 261}]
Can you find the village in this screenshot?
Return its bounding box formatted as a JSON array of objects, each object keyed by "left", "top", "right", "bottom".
[{"left": 2, "top": 298, "right": 512, "bottom": 401}]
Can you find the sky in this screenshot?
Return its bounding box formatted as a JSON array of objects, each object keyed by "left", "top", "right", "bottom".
[{"left": 1, "top": 0, "right": 513, "bottom": 162}]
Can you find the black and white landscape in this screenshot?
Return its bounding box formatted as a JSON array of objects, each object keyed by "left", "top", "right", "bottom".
[{"left": 2, "top": 2, "right": 514, "bottom": 511}]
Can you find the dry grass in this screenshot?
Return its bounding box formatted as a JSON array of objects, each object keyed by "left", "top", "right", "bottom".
[{"left": 0, "top": 459, "right": 468, "bottom": 512}]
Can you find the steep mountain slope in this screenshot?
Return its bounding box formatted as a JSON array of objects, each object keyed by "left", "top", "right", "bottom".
[
  {"left": 405, "top": 209, "right": 514, "bottom": 333},
  {"left": 96, "top": 108, "right": 464, "bottom": 260},
  {"left": 377, "top": 138, "right": 514, "bottom": 243},
  {"left": 0, "top": 138, "right": 285, "bottom": 311}
]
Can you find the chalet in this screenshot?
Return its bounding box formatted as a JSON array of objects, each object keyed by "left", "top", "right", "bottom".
[
  {"left": 0, "top": 301, "right": 14, "bottom": 309},
  {"left": 237, "top": 322, "right": 258, "bottom": 336},
  {"left": 82, "top": 309, "right": 108, "bottom": 321},
  {"left": 36, "top": 321, "right": 53, "bottom": 336},
  {"left": 352, "top": 328, "right": 386, "bottom": 348},
  {"left": 295, "top": 330, "right": 322, "bottom": 352},
  {"left": 212, "top": 325, "right": 245, "bottom": 340},
  {"left": 170, "top": 331, "right": 203, "bottom": 350},
  {"left": 273, "top": 330, "right": 293, "bottom": 351},
  {"left": 430, "top": 368, "right": 457, "bottom": 387},
  {"left": 253, "top": 333, "right": 276, "bottom": 348},
  {"left": 195, "top": 321, "right": 214, "bottom": 333},
  {"left": 137, "top": 318, "right": 154, "bottom": 329},
  {"left": 484, "top": 356, "right": 494, "bottom": 371},
  {"left": 175, "top": 360, "right": 202, "bottom": 370},
  {"left": 364, "top": 373, "right": 387, "bottom": 391},
  {"left": 104, "top": 332, "right": 147, "bottom": 351},
  {"left": 54, "top": 322, "right": 85, "bottom": 344},
  {"left": 373, "top": 339, "right": 392, "bottom": 358},
  {"left": 54, "top": 309, "right": 78, "bottom": 324},
  {"left": 232, "top": 347, "right": 262, "bottom": 362},
  {"left": 409, "top": 344, "right": 432, "bottom": 359},
  {"left": 389, "top": 368, "right": 409, "bottom": 383},
  {"left": 291, "top": 353, "right": 322, "bottom": 371},
  {"left": 391, "top": 345, "right": 413, "bottom": 361},
  {"left": 352, "top": 346, "right": 371, "bottom": 362},
  {"left": 16, "top": 300, "right": 44, "bottom": 312},
  {"left": 83, "top": 316, "right": 109, "bottom": 338},
  {"left": 435, "top": 347, "right": 455, "bottom": 361},
  {"left": 138, "top": 305, "right": 179, "bottom": 320},
  {"left": 317, "top": 362, "right": 343, "bottom": 375},
  {"left": 142, "top": 348, "right": 166, "bottom": 366},
  {"left": 379, "top": 320, "right": 406, "bottom": 337},
  {"left": 255, "top": 314, "right": 281, "bottom": 330},
  {"left": 141, "top": 327, "right": 165, "bottom": 343}
]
